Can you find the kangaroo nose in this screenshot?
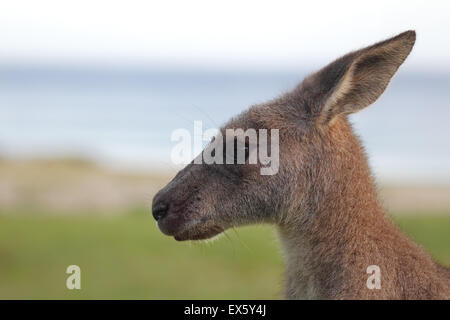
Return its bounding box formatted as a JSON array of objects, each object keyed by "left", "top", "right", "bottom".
[{"left": 152, "top": 200, "right": 169, "bottom": 221}]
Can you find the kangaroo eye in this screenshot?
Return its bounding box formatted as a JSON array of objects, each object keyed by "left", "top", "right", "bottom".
[
  {"left": 222, "top": 138, "right": 250, "bottom": 164},
  {"left": 233, "top": 139, "right": 238, "bottom": 163},
  {"left": 231, "top": 138, "right": 250, "bottom": 164},
  {"left": 244, "top": 142, "right": 250, "bottom": 161}
]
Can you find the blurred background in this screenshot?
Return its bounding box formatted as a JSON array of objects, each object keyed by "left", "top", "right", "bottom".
[{"left": 1, "top": 0, "right": 450, "bottom": 299}]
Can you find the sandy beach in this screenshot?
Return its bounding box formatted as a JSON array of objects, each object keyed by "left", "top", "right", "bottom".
[{"left": 1, "top": 158, "right": 449, "bottom": 215}]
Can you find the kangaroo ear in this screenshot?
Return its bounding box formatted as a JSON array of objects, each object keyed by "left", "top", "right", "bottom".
[{"left": 300, "top": 30, "right": 416, "bottom": 124}]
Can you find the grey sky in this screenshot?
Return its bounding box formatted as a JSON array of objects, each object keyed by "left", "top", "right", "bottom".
[{"left": 0, "top": 0, "right": 449, "bottom": 71}]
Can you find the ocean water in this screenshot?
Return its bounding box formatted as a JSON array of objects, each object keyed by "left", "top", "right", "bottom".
[{"left": 0, "top": 66, "right": 449, "bottom": 184}]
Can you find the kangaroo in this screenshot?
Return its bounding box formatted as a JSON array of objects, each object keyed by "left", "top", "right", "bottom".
[{"left": 152, "top": 30, "right": 450, "bottom": 299}]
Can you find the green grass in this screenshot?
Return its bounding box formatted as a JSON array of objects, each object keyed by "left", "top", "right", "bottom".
[
  {"left": 0, "top": 209, "right": 449, "bottom": 299},
  {"left": 392, "top": 214, "right": 450, "bottom": 266}
]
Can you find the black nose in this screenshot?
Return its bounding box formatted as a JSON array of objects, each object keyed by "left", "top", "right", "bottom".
[{"left": 152, "top": 201, "right": 169, "bottom": 221}]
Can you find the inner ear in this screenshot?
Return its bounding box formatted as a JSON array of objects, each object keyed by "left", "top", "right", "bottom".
[{"left": 298, "top": 30, "right": 416, "bottom": 125}]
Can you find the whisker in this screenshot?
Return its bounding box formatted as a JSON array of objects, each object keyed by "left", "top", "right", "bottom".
[
  {"left": 232, "top": 227, "right": 251, "bottom": 252},
  {"left": 191, "top": 104, "right": 220, "bottom": 128},
  {"left": 222, "top": 230, "right": 236, "bottom": 256}
]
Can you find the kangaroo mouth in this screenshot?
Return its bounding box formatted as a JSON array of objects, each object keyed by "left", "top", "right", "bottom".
[
  {"left": 173, "top": 224, "right": 224, "bottom": 241},
  {"left": 157, "top": 212, "right": 224, "bottom": 241}
]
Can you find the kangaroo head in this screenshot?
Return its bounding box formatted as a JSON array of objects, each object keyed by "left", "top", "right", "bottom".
[{"left": 152, "top": 31, "right": 415, "bottom": 241}]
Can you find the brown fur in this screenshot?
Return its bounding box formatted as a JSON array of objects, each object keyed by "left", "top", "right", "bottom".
[{"left": 152, "top": 31, "right": 450, "bottom": 299}]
